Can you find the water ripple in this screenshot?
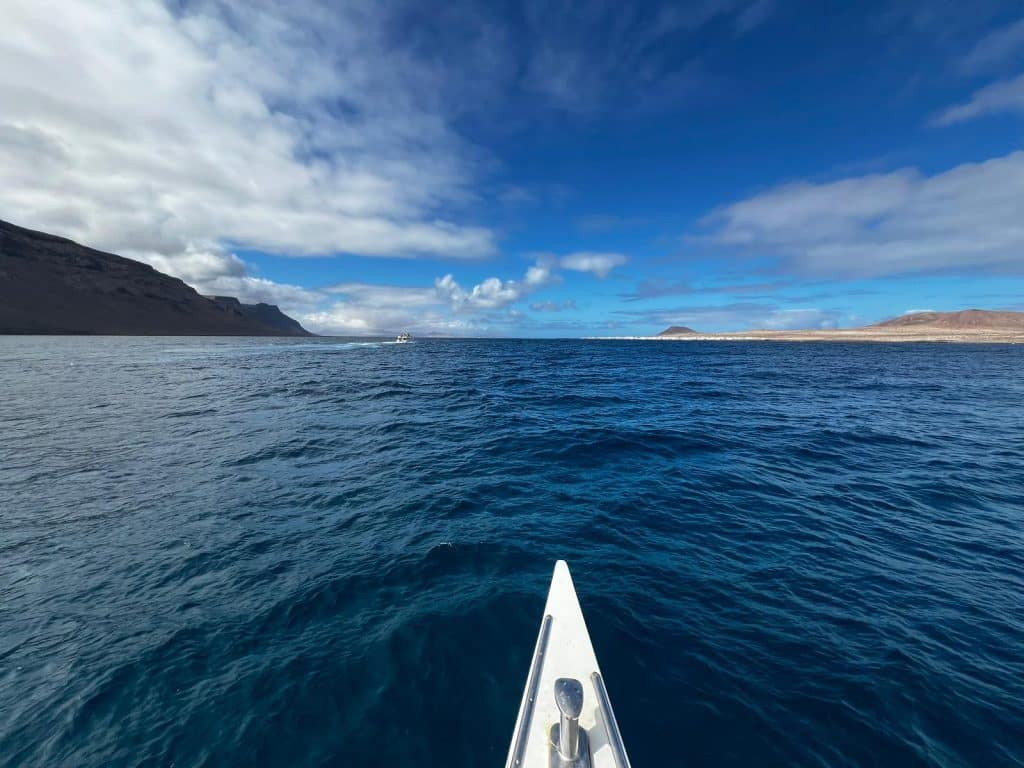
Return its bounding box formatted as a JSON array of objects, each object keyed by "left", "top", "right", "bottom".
[{"left": 1, "top": 337, "right": 1022, "bottom": 767}]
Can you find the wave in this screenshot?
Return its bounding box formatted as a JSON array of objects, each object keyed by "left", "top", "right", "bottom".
[{"left": 2, "top": 338, "right": 1022, "bottom": 767}]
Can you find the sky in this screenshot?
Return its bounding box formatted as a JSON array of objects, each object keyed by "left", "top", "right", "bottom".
[{"left": 2, "top": 0, "right": 1023, "bottom": 336}]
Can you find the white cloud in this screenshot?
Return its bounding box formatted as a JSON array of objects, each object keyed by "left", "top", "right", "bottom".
[
  {"left": 559, "top": 252, "right": 627, "bottom": 278},
  {"left": 305, "top": 261, "right": 561, "bottom": 334},
  {"left": 304, "top": 306, "right": 470, "bottom": 336},
  {"left": 702, "top": 150, "right": 1024, "bottom": 277},
  {"left": 933, "top": 73, "right": 1024, "bottom": 125},
  {"left": 524, "top": 263, "right": 556, "bottom": 287},
  {"left": 138, "top": 246, "right": 247, "bottom": 284},
  {"left": 616, "top": 302, "right": 843, "bottom": 332},
  {"left": 759, "top": 308, "right": 838, "bottom": 330},
  {"left": 0, "top": 0, "right": 776, "bottom": 280},
  {"left": 435, "top": 261, "right": 557, "bottom": 311},
  {"left": 305, "top": 254, "right": 611, "bottom": 332},
  {"left": 109, "top": 242, "right": 606, "bottom": 335},
  {"left": 193, "top": 275, "right": 322, "bottom": 310},
  {"left": 958, "top": 18, "right": 1024, "bottom": 75},
  {"left": 305, "top": 283, "right": 464, "bottom": 336},
  {"left": 0, "top": 0, "right": 494, "bottom": 280},
  {"left": 325, "top": 283, "right": 441, "bottom": 307},
  {"left": 108, "top": 244, "right": 320, "bottom": 315}
]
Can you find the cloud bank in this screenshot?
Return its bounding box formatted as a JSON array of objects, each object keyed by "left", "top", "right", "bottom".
[
  {"left": 0, "top": 0, "right": 758, "bottom": 324},
  {"left": 0, "top": 0, "right": 494, "bottom": 285},
  {"left": 616, "top": 302, "right": 844, "bottom": 333},
  {"left": 305, "top": 255, "right": 614, "bottom": 334},
  {"left": 702, "top": 150, "right": 1024, "bottom": 278}
]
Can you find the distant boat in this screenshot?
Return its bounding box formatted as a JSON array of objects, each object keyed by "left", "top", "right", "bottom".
[
  {"left": 395, "top": 331, "right": 412, "bottom": 343},
  {"left": 505, "top": 561, "right": 630, "bottom": 767}
]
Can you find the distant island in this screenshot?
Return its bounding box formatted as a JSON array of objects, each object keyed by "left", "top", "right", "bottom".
[
  {"left": 616, "top": 309, "right": 1024, "bottom": 343},
  {"left": 0, "top": 219, "right": 309, "bottom": 335}
]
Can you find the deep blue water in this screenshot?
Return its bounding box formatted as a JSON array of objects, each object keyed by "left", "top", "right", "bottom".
[{"left": 1, "top": 337, "right": 1023, "bottom": 767}]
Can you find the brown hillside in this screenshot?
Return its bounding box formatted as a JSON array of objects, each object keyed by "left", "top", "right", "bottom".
[
  {"left": 657, "top": 326, "right": 698, "bottom": 336},
  {"left": 869, "top": 309, "right": 1024, "bottom": 331}
]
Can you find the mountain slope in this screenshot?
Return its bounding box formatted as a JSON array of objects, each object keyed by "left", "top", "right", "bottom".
[
  {"left": 657, "top": 326, "right": 697, "bottom": 336},
  {"left": 654, "top": 309, "right": 1024, "bottom": 339},
  {"left": 868, "top": 309, "right": 1024, "bottom": 330},
  {"left": 0, "top": 219, "right": 310, "bottom": 335}
]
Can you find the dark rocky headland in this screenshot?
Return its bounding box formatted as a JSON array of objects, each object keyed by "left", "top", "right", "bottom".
[{"left": 0, "top": 219, "right": 310, "bottom": 336}]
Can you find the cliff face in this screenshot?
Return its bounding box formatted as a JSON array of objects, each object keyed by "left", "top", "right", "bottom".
[
  {"left": 206, "top": 296, "right": 309, "bottom": 336},
  {"left": 0, "top": 219, "right": 310, "bottom": 336}
]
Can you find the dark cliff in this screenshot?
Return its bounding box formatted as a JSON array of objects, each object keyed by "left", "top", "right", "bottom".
[{"left": 0, "top": 219, "right": 310, "bottom": 336}]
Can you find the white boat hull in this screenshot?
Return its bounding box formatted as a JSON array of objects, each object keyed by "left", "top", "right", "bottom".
[{"left": 505, "top": 561, "right": 630, "bottom": 768}]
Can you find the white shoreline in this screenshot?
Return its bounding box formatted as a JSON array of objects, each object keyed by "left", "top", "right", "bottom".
[{"left": 585, "top": 331, "right": 1024, "bottom": 343}]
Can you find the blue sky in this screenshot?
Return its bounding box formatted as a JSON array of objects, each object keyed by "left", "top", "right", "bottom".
[{"left": 2, "top": 0, "right": 1023, "bottom": 335}]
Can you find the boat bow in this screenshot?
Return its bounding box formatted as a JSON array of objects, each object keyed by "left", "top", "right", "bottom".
[{"left": 505, "top": 561, "right": 631, "bottom": 768}]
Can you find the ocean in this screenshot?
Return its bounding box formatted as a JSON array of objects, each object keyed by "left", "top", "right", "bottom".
[{"left": 1, "top": 337, "right": 1022, "bottom": 767}]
